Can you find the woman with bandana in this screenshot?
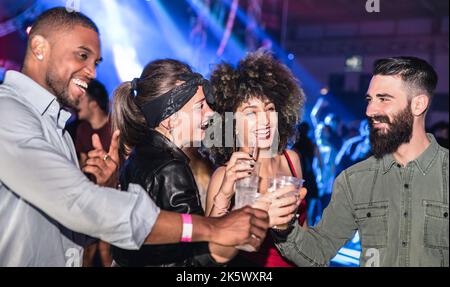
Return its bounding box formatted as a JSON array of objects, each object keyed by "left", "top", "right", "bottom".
[{"left": 109, "top": 59, "right": 245, "bottom": 266}]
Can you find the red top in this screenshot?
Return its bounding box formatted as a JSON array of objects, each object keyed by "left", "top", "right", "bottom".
[{"left": 242, "top": 150, "right": 307, "bottom": 267}]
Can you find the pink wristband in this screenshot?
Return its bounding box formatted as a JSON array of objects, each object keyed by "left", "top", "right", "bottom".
[{"left": 181, "top": 214, "right": 193, "bottom": 243}]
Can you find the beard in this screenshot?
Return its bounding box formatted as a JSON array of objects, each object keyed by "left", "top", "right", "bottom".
[
  {"left": 45, "top": 69, "right": 80, "bottom": 110},
  {"left": 368, "top": 104, "right": 414, "bottom": 159}
]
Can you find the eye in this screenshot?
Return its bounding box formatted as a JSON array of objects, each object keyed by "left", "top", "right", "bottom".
[{"left": 79, "top": 53, "right": 88, "bottom": 61}]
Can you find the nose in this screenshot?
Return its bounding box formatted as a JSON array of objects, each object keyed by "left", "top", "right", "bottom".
[
  {"left": 366, "top": 101, "right": 379, "bottom": 118},
  {"left": 203, "top": 102, "right": 214, "bottom": 119},
  {"left": 84, "top": 62, "right": 97, "bottom": 80},
  {"left": 260, "top": 110, "right": 271, "bottom": 128}
]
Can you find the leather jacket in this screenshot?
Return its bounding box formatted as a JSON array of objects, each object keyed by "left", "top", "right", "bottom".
[{"left": 112, "top": 130, "right": 222, "bottom": 267}]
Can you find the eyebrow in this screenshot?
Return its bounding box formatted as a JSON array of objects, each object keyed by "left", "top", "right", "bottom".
[
  {"left": 366, "top": 93, "right": 395, "bottom": 99},
  {"left": 242, "top": 105, "right": 258, "bottom": 111},
  {"left": 242, "top": 102, "right": 274, "bottom": 110},
  {"left": 79, "top": 46, "right": 103, "bottom": 63}
]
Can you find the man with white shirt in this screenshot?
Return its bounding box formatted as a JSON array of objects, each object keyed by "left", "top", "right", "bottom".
[{"left": 0, "top": 7, "right": 269, "bottom": 267}]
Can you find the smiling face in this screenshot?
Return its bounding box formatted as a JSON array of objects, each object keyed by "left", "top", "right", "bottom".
[
  {"left": 44, "top": 25, "right": 102, "bottom": 109},
  {"left": 171, "top": 86, "right": 214, "bottom": 145},
  {"left": 365, "top": 75, "right": 415, "bottom": 158},
  {"left": 235, "top": 97, "right": 278, "bottom": 150}
]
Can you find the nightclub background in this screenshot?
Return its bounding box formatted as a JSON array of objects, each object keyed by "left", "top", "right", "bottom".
[{"left": 1, "top": 0, "right": 448, "bottom": 267}]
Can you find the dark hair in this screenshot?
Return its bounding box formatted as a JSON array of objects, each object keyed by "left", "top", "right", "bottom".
[
  {"left": 29, "top": 7, "right": 99, "bottom": 41},
  {"left": 373, "top": 56, "right": 438, "bottom": 100},
  {"left": 112, "top": 59, "right": 193, "bottom": 163},
  {"left": 209, "top": 51, "right": 306, "bottom": 165},
  {"left": 86, "top": 79, "right": 109, "bottom": 114}
]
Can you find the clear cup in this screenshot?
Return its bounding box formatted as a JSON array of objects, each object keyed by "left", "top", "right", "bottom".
[
  {"left": 234, "top": 175, "right": 260, "bottom": 252},
  {"left": 234, "top": 175, "right": 260, "bottom": 209},
  {"left": 271, "top": 176, "right": 304, "bottom": 230}
]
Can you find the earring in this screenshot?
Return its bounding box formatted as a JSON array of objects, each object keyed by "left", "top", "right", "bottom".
[{"left": 37, "top": 54, "right": 43, "bottom": 60}]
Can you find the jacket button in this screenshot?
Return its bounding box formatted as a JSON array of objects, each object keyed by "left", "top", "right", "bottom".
[
  {"left": 444, "top": 212, "right": 449, "bottom": 218},
  {"left": 404, "top": 184, "right": 409, "bottom": 189},
  {"left": 404, "top": 212, "right": 408, "bottom": 217},
  {"left": 367, "top": 212, "right": 372, "bottom": 218},
  {"left": 402, "top": 242, "right": 407, "bottom": 247}
]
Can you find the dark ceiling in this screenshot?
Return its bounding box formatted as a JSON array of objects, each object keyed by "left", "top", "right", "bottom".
[
  {"left": 0, "top": 0, "right": 35, "bottom": 22},
  {"left": 286, "top": 0, "right": 449, "bottom": 24}
]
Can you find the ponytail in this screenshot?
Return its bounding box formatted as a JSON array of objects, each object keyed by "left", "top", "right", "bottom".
[{"left": 111, "top": 82, "right": 147, "bottom": 164}]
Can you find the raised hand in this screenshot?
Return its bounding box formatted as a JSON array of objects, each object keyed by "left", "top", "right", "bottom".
[{"left": 82, "top": 130, "right": 120, "bottom": 187}]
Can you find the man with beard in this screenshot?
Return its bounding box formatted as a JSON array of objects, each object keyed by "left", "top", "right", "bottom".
[
  {"left": 0, "top": 7, "right": 269, "bottom": 267},
  {"left": 272, "top": 57, "right": 449, "bottom": 267}
]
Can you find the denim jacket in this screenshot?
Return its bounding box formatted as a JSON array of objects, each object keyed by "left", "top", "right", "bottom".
[{"left": 274, "top": 134, "right": 449, "bottom": 267}]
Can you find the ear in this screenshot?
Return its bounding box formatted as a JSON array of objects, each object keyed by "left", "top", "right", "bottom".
[
  {"left": 167, "top": 113, "right": 181, "bottom": 130},
  {"left": 89, "top": 100, "right": 98, "bottom": 110},
  {"left": 29, "top": 35, "right": 49, "bottom": 61},
  {"left": 411, "top": 94, "right": 429, "bottom": 116},
  {"left": 159, "top": 118, "right": 169, "bottom": 130}
]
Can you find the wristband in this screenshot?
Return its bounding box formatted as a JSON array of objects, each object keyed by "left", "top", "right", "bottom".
[{"left": 181, "top": 213, "right": 193, "bottom": 242}]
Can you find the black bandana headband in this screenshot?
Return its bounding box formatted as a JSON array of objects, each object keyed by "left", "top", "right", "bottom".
[{"left": 131, "top": 73, "right": 215, "bottom": 128}]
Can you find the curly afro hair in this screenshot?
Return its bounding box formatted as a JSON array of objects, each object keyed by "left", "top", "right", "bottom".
[{"left": 207, "top": 51, "right": 306, "bottom": 165}]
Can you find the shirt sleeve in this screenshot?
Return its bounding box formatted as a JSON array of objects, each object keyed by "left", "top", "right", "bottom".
[
  {"left": 272, "top": 172, "right": 357, "bottom": 266},
  {"left": 0, "top": 96, "right": 160, "bottom": 250}
]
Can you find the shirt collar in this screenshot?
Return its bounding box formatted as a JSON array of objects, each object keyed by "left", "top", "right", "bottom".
[
  {"left": 382, "top": 134, "right": 440, "bottom": 175},
  {"left": 4, "top": 70, "right": 72, "bottom": 129}
]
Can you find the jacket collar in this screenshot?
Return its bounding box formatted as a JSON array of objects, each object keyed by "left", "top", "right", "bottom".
[{"left": 138, "top": 129, "right": 190, "bottom": 163}]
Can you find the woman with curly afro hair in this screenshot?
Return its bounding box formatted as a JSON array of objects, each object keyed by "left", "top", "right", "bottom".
[{"left": 205, "top": 51, "right": 308, "bottom": 267}]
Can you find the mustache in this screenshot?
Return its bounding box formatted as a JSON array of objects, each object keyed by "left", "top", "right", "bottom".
[{"left": 368, "top": 115, "right": 391, "bottom": 126}]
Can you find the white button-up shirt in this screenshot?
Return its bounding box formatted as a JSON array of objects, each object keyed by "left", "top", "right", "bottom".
[{"left": 0, "top": 71, "right": 160, "bottom": 266}]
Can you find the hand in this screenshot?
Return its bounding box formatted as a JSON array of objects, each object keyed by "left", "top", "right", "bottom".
[
  {"left": 219, "top": 152, "right": 255, "bottom": 197},
  {"left": 82, "top": 130, "right": 120, "bottom": 187},
  {"left": 209, "top": 206, "right": 269, "bottom": 251},
  {"left": 261, "top": 187, "right": 307, "bottom": 228}
]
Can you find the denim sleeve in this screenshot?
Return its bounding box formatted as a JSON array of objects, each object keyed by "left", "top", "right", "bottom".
[{"left": 273, "top": 173, "right": 357, "bottom": 266}]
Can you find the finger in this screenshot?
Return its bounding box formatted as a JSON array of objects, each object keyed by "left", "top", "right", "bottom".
[
  {"left": 249, "top": 224, "right": 267, "bottom": 242},
  {"left": 270, "top": 204, "right": 298, "bottom": 218},
  {"left": 299, "top": 187, "right": 308, "bottom": 200},
  {"left": 87, "top": 149, "right": 106, "bottom": 159},
  {"left": 92, "top": 133, "right": 104, "bottom": 151},
  {"left": 235, "top": 171, "right": 254, "bottom": 181},
  {"left": 108, "top": 130, "right": 120, "bottom": 162},
  {"left": 271, "top": 214, "right": 295, "bottom": 226},
  {"left": 272, "top": 186, "right": 298, "bottom": 198},
  {"left": 271, "top": 196, "right": 298, "bottom": 208},
  {"left": 245, "top": 209, "right": 269, "bottom": 231},
  {"left": 248, "top": 207, "right": 270, "bottom": 222},
  {"left": 246, "top": 235, "right": 262, "bottom": 251},
  {"left": 228, "top": 152, "right": 254, "bottom": 166},
  {"left": 249, "top": 147, "right": 258, "bottom": 160},
  {"left": 82, "top": 165, "right": 103, "bottom": 178},
  {"left": 252, "top": 198, "right": 270, "bottom": 211},
  {"left": 86, "top": 157, "right": 108, "bottom": 170},
  {"left": 234, "top": 161, "right": 255, "bottom": 171}
]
